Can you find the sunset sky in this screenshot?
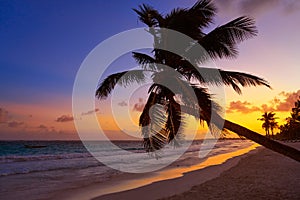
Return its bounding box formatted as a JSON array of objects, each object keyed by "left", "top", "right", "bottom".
[{"left": 1, "top": 0, "right": 299, "bottom": 140}]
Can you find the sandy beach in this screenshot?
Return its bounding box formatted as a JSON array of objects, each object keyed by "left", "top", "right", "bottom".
[
  {"left": 163, "top": 143, "right": 300, "bottom": 200},
  {"left": 94, "top": 143, "right": 300, "bottom": 200}
]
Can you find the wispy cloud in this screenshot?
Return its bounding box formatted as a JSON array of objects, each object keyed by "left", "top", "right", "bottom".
[
  {"left": 215, "top": 0, "right": 300, "bottom": 17},
  {"left": 55, "top": 115, "right": 74, "bottom": 122},
  {"left": 239, "top": 0, "right": 279, "bottom": 16},
  {"left": 34, "top": 124, "right": 57, "bottom": 133},
  {"left": 118, "top": 101, "right": 128, "bottom": 107},
  {"left": 0, "top": 108, "right": 25, "bottom": 128},
  {"left": 0, "top": 108, "right": 9, "bottom": 123},
  {"left": 7, "top": 121, "right": 24, "bottom": 128},
  {"left": 37, "top": 124, "right": 48, "bottom": 129},
  {"left": 227, "top": 101, "right": 261, "bottom": 114},
  {"left": 81, "top": 108, "right": 100, "bottom": 116}
]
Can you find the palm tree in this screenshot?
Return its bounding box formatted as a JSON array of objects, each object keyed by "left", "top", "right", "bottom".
[
  {"left": 96, "top": 0, "right": 300, "bottom": 161},
  {"left": 258, "top": 112, "right": 270, "bottom": 137},
  {"left": 277, "top": 97, "right": 300, "bottom": 140},
  {"left": 258, "top": 112, "right": 277, "bottom": 138},
  {"left": 270, "top": 121, "right": 278, "bottom": 138},
  {"left": 291, "top": 98, "right": 300, "bottom": 123}
]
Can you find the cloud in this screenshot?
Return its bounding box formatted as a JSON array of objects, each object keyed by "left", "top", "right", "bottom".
[
  {"left": 239, "top": 0, "right": 279, "bottom": 16},
  {"left": 215, "top": 0, "right": 300, "bottom": 17},
  {"left": 274, "top": 90, "right": 300, "bottom": 111},
  {"left": 118, "top": 101, "right": 128, "bottom": 107},
  {"left": 228, "top": 90, "right": 300, "bottom": 114},
  {"left": 7, "top": 121, "right": 24, "bottom": 128},
  {"left": 33, "top": 124, "right": 50, "bottom": 132},
  {"left": 0, "top": 108, "right": 9, "bottom": 123},
  {"left": 37, "top": 124, "right": 47, "bottom": 129},
  {"left": 133, "top": 98, "right": 145, "bottom": 112},
  {"left": 81, "top": 108, "right": 100, "bottom": 116},
  {"left": 0, "top": 108, "right": 26, "bottom": 128},
  {"left": 227, "top": 101, "right": 261, "bottom": 114},
  {"left": 33, "top": 125, "right": 59, "bottom": 134},
  {"left": 34, "top": 124, "right": 58, "bottom": 133},
  {"left": 55, "top": 115, "right": 74, "bottom": 122},
  {"left": 283, "top": 0, "right": 300, "bottom": 14},
  {"left": 260, "top": 104, "right": 274, "bottom": 112}
]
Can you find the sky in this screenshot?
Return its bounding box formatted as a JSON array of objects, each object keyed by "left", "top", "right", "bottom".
[{"left": 0, "top": 0, "right": 300, "bottom": 140}]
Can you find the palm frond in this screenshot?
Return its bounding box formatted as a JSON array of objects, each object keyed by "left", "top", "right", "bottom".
[
  {"left": 151, "top": 49, "right": 185, "bottom": 68},
  {"left": 219, "top": 70, "right": 271, "bottom": 94},
  {"left": 96, "top": 70, "right": 146, "bottom": 99},
  {"left": 150, "top": 72, "right": 223, "bottom": 126},
  {"left": 154, "top": 75, "right": 223, "bottom": 137},
  {"left": 190, "top": 86, "right": 224, "bottom": 138},
  {"left": 140, "top": 92, "right": 158, "bottom": 127},
  {"left": 165, "top": 98, "right": 185, "bottom": 147},
  {"left": 192, "top": 86, "right": 222, "bottom": 123},
  {"left": 200, "top": 16, "right": 257, "bottom": 59},
  {"left": 140, "top": 85, "right": 186, "bottom": 153},
  {"left": 132, "top": 52, "right": 158, "bottom": 71},
  {"left": 177, "top": 63, "right": 270, "bottom": 94},
  {"left": 177, "top": 84, "right": 224, "bottom": 137},
  {"left": 132, "top": 4, "right": 164, "bottom": 27},
  {"left": 164, "top": 0, "right": 216, "bottom": 40},
  {"left": 140, "top": 92, "right": 167, "bottom": 153},
  {"left": 189, "top": 0, "right": 216, "bottom": 28},
  {"left": 165, "top": 8, "right": 203, "bottom": 39},
  {"left": 145, "top": 103, "right": 169, "bottom": 153}
]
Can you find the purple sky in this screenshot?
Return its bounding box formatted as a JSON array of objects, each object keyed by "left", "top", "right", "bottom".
[{"left": 1, "top": 0, "right": 300, "bottom": 140}]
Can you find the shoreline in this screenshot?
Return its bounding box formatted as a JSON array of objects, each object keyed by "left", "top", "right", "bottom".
[
  {"left": 54, "top": 143, "right": 260, "bottom": 200},
  {"left": 2, "top": 141, "right": 298, "bottom": 200},
  {"left": 75, "top": 143, "right": 300, "bottom": 200},
  {"left": 163, "top": 142, "right": 300, "bottom": 200}
]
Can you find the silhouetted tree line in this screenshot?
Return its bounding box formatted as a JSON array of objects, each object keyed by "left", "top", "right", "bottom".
[{"left": 275, "top": 97, "right": 300, "bottom": 140}]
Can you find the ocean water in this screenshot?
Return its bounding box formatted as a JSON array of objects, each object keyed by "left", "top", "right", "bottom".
[{"left": 0, "top": 139, "right": 252, "bottom": 177}]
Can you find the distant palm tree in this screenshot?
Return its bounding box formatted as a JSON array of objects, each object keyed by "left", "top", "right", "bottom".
[
  {"left": 258, "top": 112, "right": 274, "bottom": 137},
  {"left": 270, "top": 121, "right": 278, "bottom": 138},
  {"left": 258, "top": 112, "right": 278, "bottom": 138},
  {"left": 96, "top": 0, "right": 300, "bottom": 161}
]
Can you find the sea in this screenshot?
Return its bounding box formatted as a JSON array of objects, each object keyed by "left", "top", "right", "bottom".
[
  {"left": 0, "top": 139, "right": 255, "bottom": 199},
  {"left": 0, "top": 139, "right": 253, "bottom": 176}
]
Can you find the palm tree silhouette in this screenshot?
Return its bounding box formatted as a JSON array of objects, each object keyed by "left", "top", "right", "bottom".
[
  {"left": 281, "top": 98, "right": 300, "bottom": 139},
  {"left": 270, "top": 121, "right": 279, "bottom": 138},
  {"left": 290, "top": 98, "right": 300, "bottom": 123},
  {"left": 96, "top": 0, "right": 300, "bottom": 161},
  {"left": 258, "top": 112, "right": 278, "bottom": 138}
]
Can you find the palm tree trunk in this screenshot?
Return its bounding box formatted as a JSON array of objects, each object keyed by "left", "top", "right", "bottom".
[
  {"left": 180, "top": 106, "right": 300, "bottom": 162},
  {"left": 223, "top": 120, "right": 300, "bottom": 162}
]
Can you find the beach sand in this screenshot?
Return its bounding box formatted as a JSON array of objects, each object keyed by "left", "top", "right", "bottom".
[
  {"left": 94, "top": 143, "right": 300, "bottom": 200},
  {"left": 163, "top": 143, "right": 300, "bottom": 200}
]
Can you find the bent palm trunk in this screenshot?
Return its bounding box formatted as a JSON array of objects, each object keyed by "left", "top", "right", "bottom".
[
  {"left": 224, "top": 120, "right": 300, "bottom": 162},
  {"left": 181, "top": 106, "right": 300, "bottom": 162}
]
